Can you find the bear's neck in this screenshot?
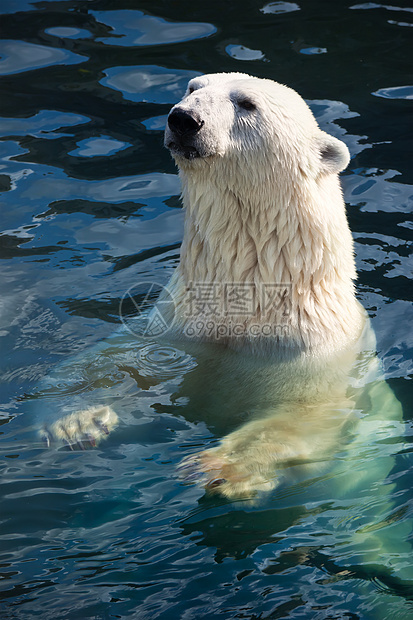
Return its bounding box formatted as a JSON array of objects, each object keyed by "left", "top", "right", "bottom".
[{"left": 172, "top": 170, "right": 363, "bottom": 351}]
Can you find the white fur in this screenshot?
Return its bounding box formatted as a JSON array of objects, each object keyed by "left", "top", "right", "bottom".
[{"left": 164, "top": 73, "right": 364, "bottom": 354}]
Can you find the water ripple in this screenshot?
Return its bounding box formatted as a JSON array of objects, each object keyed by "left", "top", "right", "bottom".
[
  {"left": 92, "top": 10, "right": 216, "bottom": 47},
  {"left": 100, "top": 65, "right": 201, "bottom": 104},
  {"left": 373, "top": 85, "right": 413, "bottom": 99},
  {"left": 137, "top": 343, "right": 197, "bottom": 379},
  {"left": 0, "top": 40, "right": 87, "bottom": 75}
]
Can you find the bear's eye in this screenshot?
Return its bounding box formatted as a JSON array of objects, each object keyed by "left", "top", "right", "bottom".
[
  {"left": 238, "top": 99, "right": 256, "bottom": 112},
  {"left": 188, "top": 84, "right": 202, "bottom": 94}
]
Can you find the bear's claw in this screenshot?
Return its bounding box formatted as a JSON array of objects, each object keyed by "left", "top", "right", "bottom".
[
  {"left": 206, "top": 478, "right": 227, "bottom": 489},
  {"left": 41, "top": 405, "right": 119, "bottom": 449}
]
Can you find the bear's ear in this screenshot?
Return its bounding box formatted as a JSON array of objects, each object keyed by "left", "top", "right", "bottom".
[{"left": 315, "top": 132, "right": 350, "bottom": 175}]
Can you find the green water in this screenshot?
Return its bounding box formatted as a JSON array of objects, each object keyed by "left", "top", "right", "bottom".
[{"left": 0, "top": 1, "right": 412, "bottom": 618}]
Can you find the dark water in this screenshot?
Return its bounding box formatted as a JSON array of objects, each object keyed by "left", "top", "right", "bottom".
[{"left": 0, "top": 1, "right": 412, "bottom": 619}]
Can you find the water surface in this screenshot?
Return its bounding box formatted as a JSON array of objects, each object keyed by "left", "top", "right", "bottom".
[{"left": 0, "top": 1, "right": 412, "bottom": 619}]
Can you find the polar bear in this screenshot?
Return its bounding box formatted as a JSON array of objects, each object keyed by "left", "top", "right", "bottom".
[
  {"left": 45, "top": 73, "right": 401, "bottom": 503},
  {"left": 156, "top": 72, "right": 383, "bottom": 496}
]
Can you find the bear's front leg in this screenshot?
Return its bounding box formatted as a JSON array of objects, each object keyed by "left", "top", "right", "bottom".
[
  {"left": 41, "top": 405, "right": 119, "bottom": 450},
  {"left": 178, "top": 402, "right": 352, "bottom": 499}
]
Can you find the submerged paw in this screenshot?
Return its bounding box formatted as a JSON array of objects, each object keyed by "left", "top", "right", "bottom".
[
  {"left": 41, "top": 405, "right": 119, "bottom": 450},
  {"left": 177, "top": 450, "right": 276, "bottom": 499}
]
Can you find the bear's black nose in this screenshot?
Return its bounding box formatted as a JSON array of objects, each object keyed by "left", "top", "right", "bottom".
[{"left": 168, "top": 108, "right": 204, "bottom": 136}]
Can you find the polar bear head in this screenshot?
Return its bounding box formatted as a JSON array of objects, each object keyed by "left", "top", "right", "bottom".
[{"left": 165, "top": 72, "right": 349, "bottom": 185}]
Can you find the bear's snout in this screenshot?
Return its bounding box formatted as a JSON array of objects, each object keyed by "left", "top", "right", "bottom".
[
  {"left": 168, "top": 108, "right": 204, "bottom": 137},
  {"left": 166, "top": 108, "right": 205, "bottom": 160}
]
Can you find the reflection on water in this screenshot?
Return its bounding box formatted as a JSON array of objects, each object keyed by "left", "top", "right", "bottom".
[
  {"left": 0, "top": 110, "right": 90, "bottom": 138},
  {"left": 0, "top": 1, "right": 412, "bottom": 619},
  {"left": 91, "top": 9, "right": 216, "bottom": 47},
  {"left": 45, "top": 27, "right": 93, "bottom": 39},
  {"left": 68, "top": 136, "right": 131, "bottom": 158},
  {"left": 373, "top": 85, "right": 413, "bottom": 100},
  {"left": 100, "top": 64, "right": 202, "bottom": 104},
  {"left": 0, "top": 39, "right": 87, "bottom": 75}
]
